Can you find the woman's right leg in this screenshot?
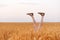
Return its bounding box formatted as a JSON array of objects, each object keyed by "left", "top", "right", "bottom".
[{"left": 27, "top": 13, "right": 37, "bottom": 32}]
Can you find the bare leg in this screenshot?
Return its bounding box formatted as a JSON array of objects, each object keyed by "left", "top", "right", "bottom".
[
  {"left": 27, "top": 13, "right": 37, "bottom": 40},
  {"left": 27, "top": 13, "right": 37, "bottom": 32},
  {"left": 38, "top": 12, "right": 45, "bottom": 40},
  {"left": 40, "top": 16, "right": 44, "bottom": 27},
  {"left": 38, "top": 12, "right": 45, "bottom": 29}
]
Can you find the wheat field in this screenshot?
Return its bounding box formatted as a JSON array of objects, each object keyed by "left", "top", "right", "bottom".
[{"left": 0, "top": 22, "right": 60, "bottom": 40}]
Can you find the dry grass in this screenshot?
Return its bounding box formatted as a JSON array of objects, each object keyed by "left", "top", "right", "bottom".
[{"left": 0, "top": 22, "right": 60, "bottom": 40}]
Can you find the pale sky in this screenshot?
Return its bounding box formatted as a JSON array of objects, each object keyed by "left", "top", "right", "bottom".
[{"left": 0, "top": 0, "right": 60, "bottom": 22}]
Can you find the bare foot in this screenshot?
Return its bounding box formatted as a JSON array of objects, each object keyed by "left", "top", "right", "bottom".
[
  {"left": 27, "top": 13, "right": 33, "bottom": 17},
  {"left": 38, "top": 12, "right": 45, "bottom": 16}
]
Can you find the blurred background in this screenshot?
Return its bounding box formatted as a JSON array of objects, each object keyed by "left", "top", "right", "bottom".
[{"left": 0, "top": 0, "right": 60, "bottom": 22}]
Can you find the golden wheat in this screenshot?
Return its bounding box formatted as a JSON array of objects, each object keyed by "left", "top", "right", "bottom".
[{"left": 0, "top": 22, "right": 60, "bottom": 40}]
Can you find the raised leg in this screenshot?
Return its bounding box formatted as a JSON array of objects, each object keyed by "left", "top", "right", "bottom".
[
  {"left": 38, "top": 12, "right": 45, "bottom": 29},
  {"left": 27, "top": 13, "right": 37, "bottom": 40},
  {"left": 27, "top": 13, "right": 37, "bottom": 32},
  {"left": 37, "top": 12, "right": 45, "bottom": 40}
]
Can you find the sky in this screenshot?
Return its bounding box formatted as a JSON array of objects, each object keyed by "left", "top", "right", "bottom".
[{"left": 0, "top": 0, "right": 60, "bottom": 22}]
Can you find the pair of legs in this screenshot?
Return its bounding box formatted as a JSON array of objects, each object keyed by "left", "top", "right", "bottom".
[{"left": 27, "top": 12, "right": 45, "bottom": 32}]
